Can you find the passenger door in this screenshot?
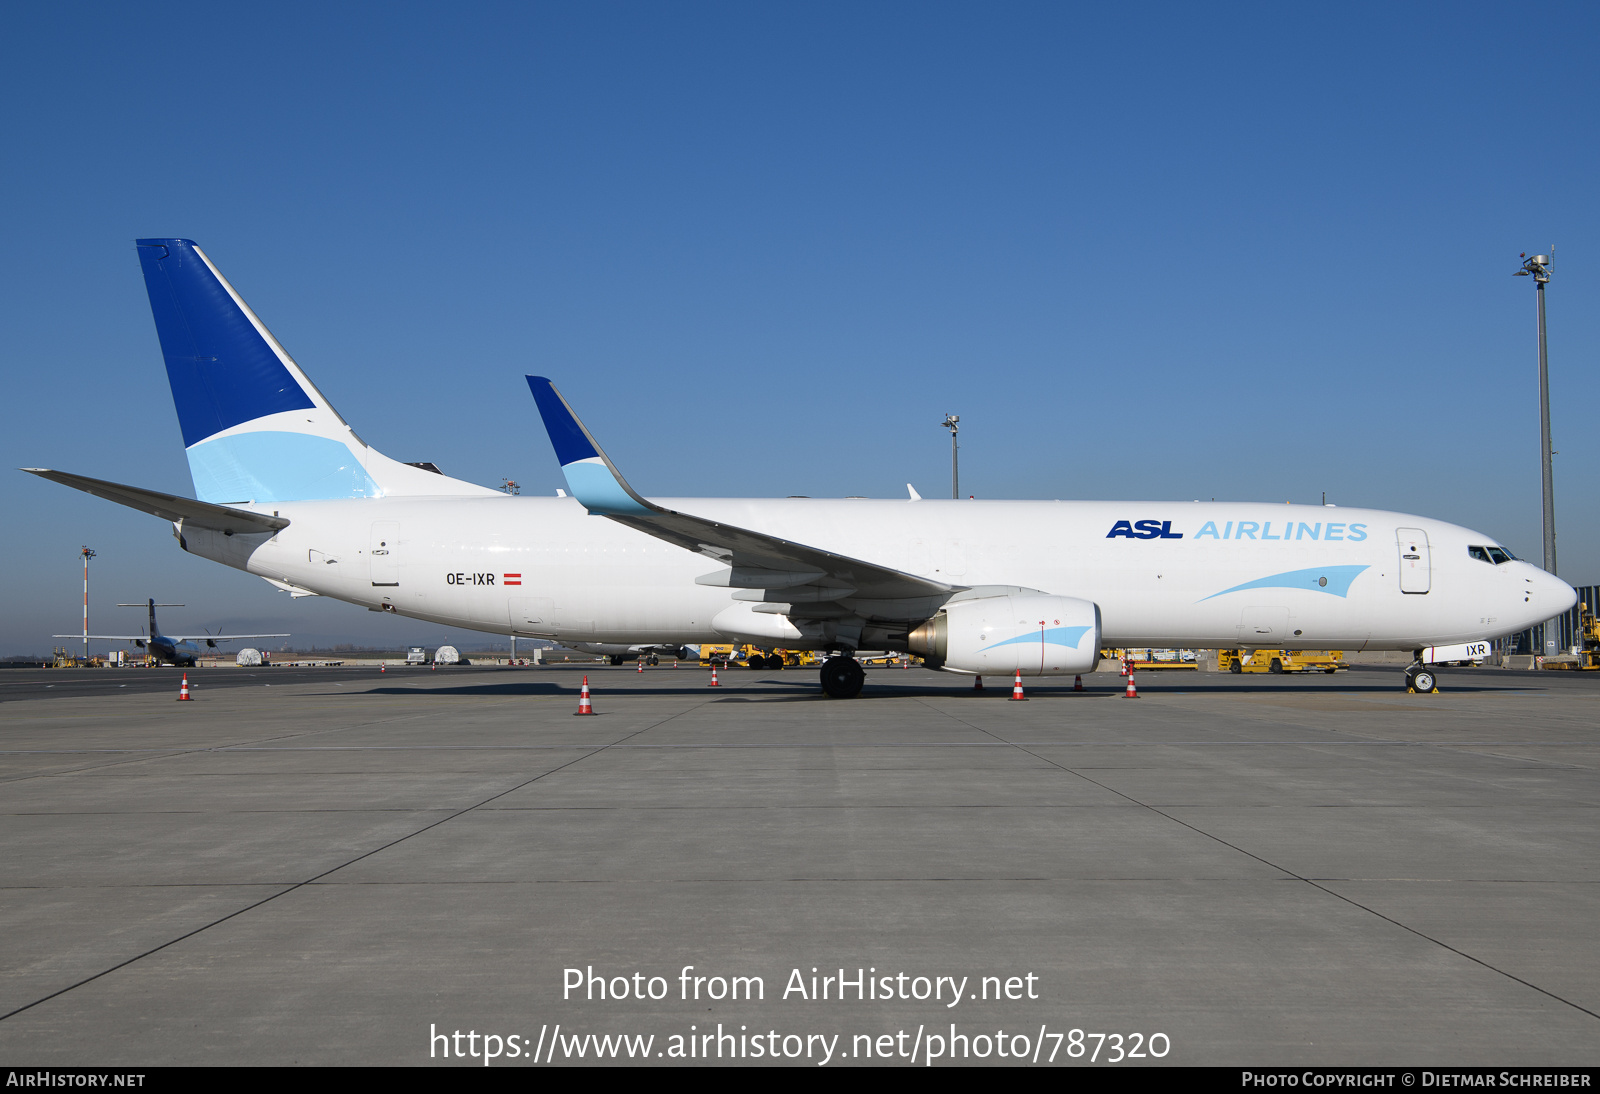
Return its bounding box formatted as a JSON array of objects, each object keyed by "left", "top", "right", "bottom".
[{"left": 1396, "top": 528, "right": 1431, "bottom": 594}]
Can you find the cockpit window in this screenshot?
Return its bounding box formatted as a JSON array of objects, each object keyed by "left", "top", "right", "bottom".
[
  {"left": 1469, "top": 545, "right": 1516, "bottom": 565},
  {"left": 1468, "top": 546, "right": 1492, "bottom": 563}
]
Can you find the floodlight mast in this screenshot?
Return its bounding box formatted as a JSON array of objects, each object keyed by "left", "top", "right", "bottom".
[
  {"left": 1514, "top": 251, "right": 1555, "bottom": 579},
  {"left": 942, "top": 414, "right": 959, "bottom": 499},
  {"left": 80, "top": 547, "right": 95, "bottom": 662}
]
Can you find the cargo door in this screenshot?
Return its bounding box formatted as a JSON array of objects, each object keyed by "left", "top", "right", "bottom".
[
  {"left": 370, "top": 522, "right": 400, "bottom": 586},
  {"left": 1397, "top": 528, "right": 1431, "bottom": 594}
]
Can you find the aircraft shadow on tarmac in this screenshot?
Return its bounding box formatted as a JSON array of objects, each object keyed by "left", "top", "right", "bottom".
[
  {"left": 361, "top": 682, "right": 570, "bottom": 697},
  {"left": 351, "top": 674, "right": 1528, "bottom": 700}
]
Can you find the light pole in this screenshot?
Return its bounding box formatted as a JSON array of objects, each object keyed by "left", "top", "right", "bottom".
[
  {"left": 80, "top": 546, "right": 95, "bottom": 663},
  {"left": 1515, "top": 250, "right": 1557, "bottom": 655},
  {"left": 942, "top": 414, "right": 959, "bottom": 499},
  {"left": 1515, "top": 250, "right": 1556, "bottom": 575}
]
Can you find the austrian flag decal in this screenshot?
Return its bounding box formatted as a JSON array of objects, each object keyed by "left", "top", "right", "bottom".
[{"left": 503, "top": 573, "right": 522, "bottom": 586}]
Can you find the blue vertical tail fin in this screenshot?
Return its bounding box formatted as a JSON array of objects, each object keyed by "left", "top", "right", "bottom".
[{"left": 134, "top": 239, "right": 494, "bottom": 504}]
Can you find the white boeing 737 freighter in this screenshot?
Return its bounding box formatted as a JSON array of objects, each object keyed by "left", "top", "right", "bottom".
[{"left": 25, "top": 239, "right": 1576, "bottom": 697}]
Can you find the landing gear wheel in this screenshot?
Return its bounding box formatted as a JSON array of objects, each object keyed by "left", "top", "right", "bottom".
[
  {"left": 647, "top": 656, "right": 659, "bottom": 666},
  {"left": 819, "top": 656, "right": 865, "bottom": 699},
  {"left": 1406, "top": 665, "right": 1438, "bottom": 693}
]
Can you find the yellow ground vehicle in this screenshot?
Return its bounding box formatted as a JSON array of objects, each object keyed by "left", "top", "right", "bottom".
[
  {"left": 700, "top": 644, "right": 819, "bottom": 668},
  {"left": 1542, "top": 603, "right": 1600, "bottom": 670},
  {"left": 1219, "top": 649, "right": 1345, "bottom": 674}
]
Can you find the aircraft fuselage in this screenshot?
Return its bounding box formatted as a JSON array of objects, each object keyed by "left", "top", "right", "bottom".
[{"left": 182, "top": 494, "right": 1571, "bottom": 653}]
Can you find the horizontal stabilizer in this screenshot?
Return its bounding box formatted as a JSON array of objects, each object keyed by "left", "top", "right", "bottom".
[
  {"left": 54, "top": 633, "right": 288, "bottom": 642},
  {"left": 22, "top": 469, "right": 289, "bottom": 535}
]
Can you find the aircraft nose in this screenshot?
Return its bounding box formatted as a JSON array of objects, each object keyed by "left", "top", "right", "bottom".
[{"left": 1539, "top": 570, "right": 1579, "bottom": 617}]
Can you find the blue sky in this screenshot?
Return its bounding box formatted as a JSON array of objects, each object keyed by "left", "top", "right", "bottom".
[{"left": 3, "top": 2, "right": 1596, "bottom": 654}]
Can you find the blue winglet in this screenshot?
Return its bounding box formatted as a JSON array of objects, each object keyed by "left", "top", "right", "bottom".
[
  {"left": 527, "top": 376, "right": 599, "bottom": 465},
  {"left": 526, "top": 376, "right": 653, "bottom": 517}
]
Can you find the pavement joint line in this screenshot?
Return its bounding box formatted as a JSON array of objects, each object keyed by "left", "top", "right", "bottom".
[
  {"left": 0, "top": 696, "right": 715, "bottom": 1026},
  {"left": 1275, "top": 734, "right": 1600, "bottom": 781},
  {"left": 2, "top": 739, "right": 1599, "bottom": 754},
  {"left": 6, "top": 804, "right": 1596, "bottom": 816},
  {"left": 0, "top": 709, "right": 484, "bottom": 787},
  {"left": 913, "top": 697, "right": 1600, "bottom": 1026},
  {"left": 5, "top": 876, "right": 1598, "bottom": 890}
]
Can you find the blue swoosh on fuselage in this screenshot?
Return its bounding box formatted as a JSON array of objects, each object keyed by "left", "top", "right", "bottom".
[
  {"left": 1200, "top": 565, "right": 1369, "bottom": 602},
  {"left": 979, "top": 625, "right": 1093, "bottom": 652}
]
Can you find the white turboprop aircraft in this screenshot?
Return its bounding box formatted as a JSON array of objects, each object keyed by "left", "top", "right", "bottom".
[{"left": 25, "top": 239, "right": 1576, "bottom": 698}]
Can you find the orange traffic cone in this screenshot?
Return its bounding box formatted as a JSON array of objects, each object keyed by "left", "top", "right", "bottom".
[
  {"left": 576, "top": 675, "right": 595, "bottom": 715},
  {"left": 177, "top": 673, "right": 193, "bottom": 701},
  {"left": 709, "top": 665, "right": 720, "bottom": 687},
  {"left": 637, "top": 659, "right": 644, "bottom": 673},
  {"left": 1074, "top": 675, "right": 1084, "bottom": 692},
  {"left": 380, "top": 662, "right": 385, "bottom": 673},
  {"left": 1124, "top": 670, "right": 1139, "bottom": 699},
  {"left": 1009, "top": 671, "right": 1028, "bottom": 701},
  {"left": 974, "top": 675, "right": 984, "bottom": 690}
]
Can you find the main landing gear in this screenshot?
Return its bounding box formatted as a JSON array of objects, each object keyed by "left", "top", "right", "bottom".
[
  {"left": 820, "top": 655, "right": 865, "bottom": 699},
  {"left": 1404, "top": 657, "right": 1439, "bottom": 694}
]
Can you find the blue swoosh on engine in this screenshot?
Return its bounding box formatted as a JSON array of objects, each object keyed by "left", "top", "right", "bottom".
[
  {"left": 980, "top": 625, "right": 1093, "bottom": 652},
  {"left": 1200, "top": 565, "right": 1369, "bottom": 601}
]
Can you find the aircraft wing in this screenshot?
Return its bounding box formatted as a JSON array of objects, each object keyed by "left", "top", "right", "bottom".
[
  {"left": 527, "top": 377, "right": 956, "bottom": 619},
  {"left": 54, "top": 635, "right": 152, "bottom": 641},
  {"left": 164, "top": 634, "right": 290, "bottom": 643},
  {"left": 21, "top": 469, "right": 290, "bottom": 535}
]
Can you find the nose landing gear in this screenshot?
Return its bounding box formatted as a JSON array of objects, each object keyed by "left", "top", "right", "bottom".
[
  {"left": 1404, "top": 661, "right": 1439, "bottom": 694},
  {"left": 820, "top": 655, "right": 865, "bottom": 699}
]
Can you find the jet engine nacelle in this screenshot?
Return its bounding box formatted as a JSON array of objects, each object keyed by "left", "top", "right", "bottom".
[{"left": 909, "top": 594, "right": 1101, "bottom": 676}]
